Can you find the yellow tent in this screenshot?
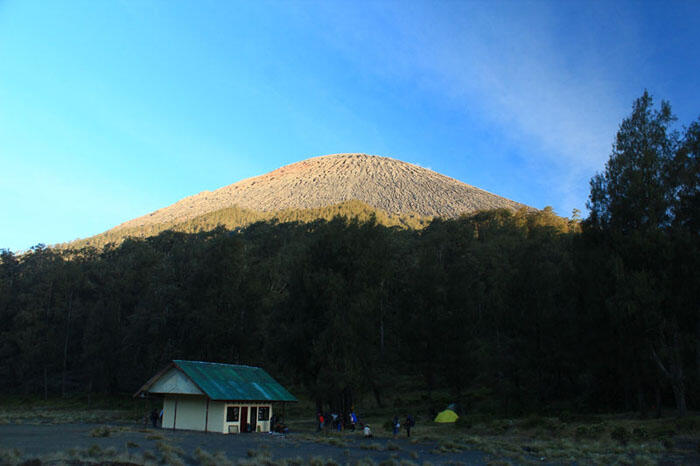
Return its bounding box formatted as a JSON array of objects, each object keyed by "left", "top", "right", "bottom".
[{"left": 433, "top": 409, "right": 458, "bottom": 423}]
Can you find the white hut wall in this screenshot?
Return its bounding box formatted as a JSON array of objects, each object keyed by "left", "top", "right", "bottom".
[
  {"left": 162, "top": 395, "right": 209, "bottom": 431},
  {"left": 207, "top": 401, "right": 226, "bottom": 433}
]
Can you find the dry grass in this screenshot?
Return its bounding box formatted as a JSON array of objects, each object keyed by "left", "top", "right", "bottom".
[
  {"left": 0, "top": 444, "right": 146, "bottom": 466},
  {"left": 0, "top": 407, "right": 134, "bottom": 425},
  {"left": 401, "top": 413, "right": 700, "bottom": 464},
  {"left": 89, "top": 424, "right": 128, "bottom": 437},
  {"left": 155, "top": 439, "right": 186, "bottom": 466},
  {"left": 359, "top": 442, "right": 384, "bottom": 451},
  {"left": 194, "top": 446, "right": 233, "bottom": 466},
  {"left": 0, "top": 448, "right": 23, "bottom": 465},
  {"left": 385, "top": 440, "right": 400, "bottom": 451}
]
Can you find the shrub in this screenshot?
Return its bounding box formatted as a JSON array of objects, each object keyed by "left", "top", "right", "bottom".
[
  {"left": 87, "top": 444, "right": 102, "bottom": 458},
  {"left": 386, "top": 441, "right": 400, "bottom": 451},
  {"left": 436, "top": 441, "right": 463, "bottom": 453},
  {"left": 355, "top": 458, "right": 378, "bottom": 466},
  {"left": 632, "top": 427, "right": 649, "bottom": 440},
  {"left": 557, "top": 411, "right": 574, "bottom": 423},
  {"left": 89, "top": 425, "right": 112, "bottom": 437},
  {"left": 649, "top": 424, "right": 676, "bottom": 439},
  {"left": 485, "top": 419, "right": 512, "bottom": 435},
  {"left": 455, "top": 413, "right": 490, "bottom": 429},
  {"left": 17, "top": 459, "right": 39, "bottom": 466},
  {"left": 610, "top": 426, "right": 630, "bottom": 445},
  {"left": 521, "top": 416, "right": 550, "bottom": 430},
  {"left": 0, "top": 449, "right": 23, "bottom": 466},
  {"left": 557, "top": 412, "right": 599, "bottom": 423},
  {"left": 675, "top": 417, "right": 699, "bottom": 433},
  {"left": 155, "top": 440, "right": 184, "bottom": 457},
  {"left": 575, "top": 424, "right": 602, "bottom": 439},
  {"left": 195, "top": 447, "right": 217, "bottom": 466},
  {"left": 360, "top": 442, "right": 383, "bottom": 451},
  {"left": 325, "top": 437, "right": 346, "bottom": 447}
]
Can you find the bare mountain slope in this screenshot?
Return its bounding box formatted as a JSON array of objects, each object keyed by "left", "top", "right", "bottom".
[{"left": 113, "top": 153, "right": 526, "bottom": 233}]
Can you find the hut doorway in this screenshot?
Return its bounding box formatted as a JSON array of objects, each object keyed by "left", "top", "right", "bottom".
[
  {"left": 250, "top": 407, "right": 258, "bottom": 432},
  {"left": 240, "top": 406, "right": 248, "bottom": 432}
]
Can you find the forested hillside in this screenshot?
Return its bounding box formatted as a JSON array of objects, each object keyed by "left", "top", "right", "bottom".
[
  {"left": 61, "top": 200, "right": 433, "bottom": 250},
  {"left": 1, "top": 93, "right": 698, "bottom": 418}
]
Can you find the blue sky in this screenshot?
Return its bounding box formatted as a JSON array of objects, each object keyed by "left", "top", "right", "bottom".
[{"left": 1, "top": 0, "right": 699, "bottom": 252}]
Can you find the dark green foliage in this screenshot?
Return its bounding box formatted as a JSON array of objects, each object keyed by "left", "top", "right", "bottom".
[
  {"left": 0, "top": 92, "right": 698, "bottom": 419},
  {"left": 585, "top": 92, "right": 700, "bottom": 417},
  {"left": 632, "top": 427, "right": 649, "bottom": 440},
  {"left": 575, "top": 425, "right": 602, "bottom": 440},
  {"left": 455, "top": 413, "right": 491, "bottom": 430},
  {"left": 60, "top": 200, "right": 432, "bottom": 250},
  {"left": 610, "top": 426, "right": 631, "bottom": 445}
]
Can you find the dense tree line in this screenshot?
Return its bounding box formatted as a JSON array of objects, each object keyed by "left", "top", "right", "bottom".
[
  {"left": 1, "top": 93, "right": 697, "bottom": 417},
  {"left": 63, "top": 199, "right": 432, "bottom": 250}
]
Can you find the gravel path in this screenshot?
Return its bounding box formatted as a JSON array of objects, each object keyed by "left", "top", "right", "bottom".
[{"left": 0, "top": 423, "right": 491, "bottom": 464}]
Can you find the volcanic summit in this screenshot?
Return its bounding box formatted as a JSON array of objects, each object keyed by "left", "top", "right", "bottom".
[{"left": 115, "top": 153, "right": 526, "bottom": 232}]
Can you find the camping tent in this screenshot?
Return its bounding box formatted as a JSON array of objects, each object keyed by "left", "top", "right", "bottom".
[{"left": 433, "top": 409, "right": 458, "bottom": 423}]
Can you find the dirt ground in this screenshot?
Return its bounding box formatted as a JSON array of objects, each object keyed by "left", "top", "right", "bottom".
[{"left": 0, "top": 422, "right": 491, "bottom": 465}]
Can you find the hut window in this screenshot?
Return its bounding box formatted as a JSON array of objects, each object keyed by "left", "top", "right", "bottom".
[
  {"left": 258, "top": 407, "right": 270, "bottom": 421},
  {"left": 226, "top": 406, "right": 239, "bottom": 422}
]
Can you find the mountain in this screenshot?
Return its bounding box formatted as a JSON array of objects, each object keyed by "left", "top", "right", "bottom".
[{"left": 66, "top": 153, "right": 528, "bottom": 248}]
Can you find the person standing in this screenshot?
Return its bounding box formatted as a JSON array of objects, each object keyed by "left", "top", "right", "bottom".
[
  {"left": 405, "top": 414, "right": 414, "bottom": 437},
  {"left": 150, "top": 409, "right": 159, "bottom": 428},
  {"left": 392, "top": 416, "right": 400, "bottom": 438},
  {"left": 349, "top": 410, "right": 357, "bottom": 431}
]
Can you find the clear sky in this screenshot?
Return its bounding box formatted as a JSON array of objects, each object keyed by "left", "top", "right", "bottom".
[{"left": 1, "top": 0, "right": 699, "bottom": 252}]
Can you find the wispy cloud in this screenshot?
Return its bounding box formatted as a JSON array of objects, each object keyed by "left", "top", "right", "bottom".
[{"left": 304, "top": 1, "right": 653, "bottom": 213}]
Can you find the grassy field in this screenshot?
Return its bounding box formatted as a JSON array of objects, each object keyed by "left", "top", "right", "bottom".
[
  {"left": 0, "top": 394, "right": 144, "bottom": 425},
  {"left": 1, "top": 395, "right": 698, "bottom": 465}
]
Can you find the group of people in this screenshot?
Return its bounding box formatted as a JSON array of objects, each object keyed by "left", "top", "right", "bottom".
[
  {"left": 392, "top": 414, "right": 415, "bottom": 438},
  {"left": 317, "top": 411, "right": 358, "bottom": 432},
  {"left": 316, "top": 411, "right": 415, "bottom": 438}
]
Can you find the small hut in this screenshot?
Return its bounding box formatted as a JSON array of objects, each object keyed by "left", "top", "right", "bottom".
[{"left": 135, "top": 360, "right": 296, "bottom": 434}]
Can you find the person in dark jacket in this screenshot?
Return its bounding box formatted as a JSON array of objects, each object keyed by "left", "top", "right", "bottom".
[
  {"left": 150, "top": 409, "right": 159, "bottom": 428},
  {"left": 405, "top": 414, "right": 415, "bottom": 437}
]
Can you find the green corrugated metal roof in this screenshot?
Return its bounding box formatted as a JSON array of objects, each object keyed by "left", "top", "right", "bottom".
[{"left": 172, "top": 360, "right": 297, "bottom": 402}]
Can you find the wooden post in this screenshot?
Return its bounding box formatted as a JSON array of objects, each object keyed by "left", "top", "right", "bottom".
[
  {"left": 173, "top": 397, "right": 178, "bottom": 431},
  {"left": 205, "top": 398, "right": 210, "bottom": 433}
]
